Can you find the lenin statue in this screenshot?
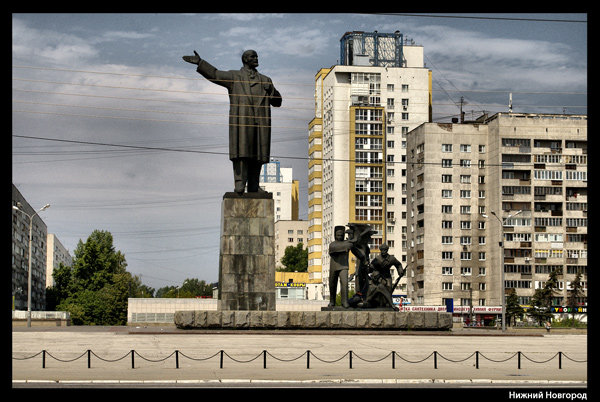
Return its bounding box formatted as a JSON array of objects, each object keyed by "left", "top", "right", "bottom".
[{"left": 183, "top": 50, "right": 282, "bottom": 195}]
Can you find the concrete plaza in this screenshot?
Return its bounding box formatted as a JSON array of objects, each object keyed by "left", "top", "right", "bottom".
[{"left": 12, "top": 326, "right": 587, "bottom": 387}]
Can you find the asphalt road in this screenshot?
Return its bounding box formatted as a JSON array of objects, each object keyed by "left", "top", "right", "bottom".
[{"left": 12, "top": 326, "right": 587, "bottom": 388}]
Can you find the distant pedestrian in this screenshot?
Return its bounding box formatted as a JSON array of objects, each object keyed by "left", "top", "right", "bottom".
[{"left": 544, "top": 321, "right": 551, "bottom": 332}]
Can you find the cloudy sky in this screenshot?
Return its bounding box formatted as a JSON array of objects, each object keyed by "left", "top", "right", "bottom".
[{"left": 12, "top": 13, "right": 587, "bottom": 291}]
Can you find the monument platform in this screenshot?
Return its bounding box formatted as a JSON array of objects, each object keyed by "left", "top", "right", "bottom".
[
  {"left": 218, "top": 192, "right": 276, "bottom": 311},
  {"left": 174, "top": 310, "right": 452, "bottom": 330}
]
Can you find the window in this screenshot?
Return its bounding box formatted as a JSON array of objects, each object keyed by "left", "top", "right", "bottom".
[
  {"left": 401, "top": 84, "right": 409, "bottom": 92},
  {"left": 442, "top": 159, "right": 453, "bottom": 168},
  {"left": 442, "top": 251, "right": 453, "bottom": 260},
  {"left": 460, "top": 252, "right": 472, "bottom": 260},
  {"left": 461, "top": 267, "right": 472, "bottom": 276},
  {"left": 460, "top": 159, "right": 471, "bottom": 167},
  {"left": 442, "top": 220, "right": 453, "bottom": 229},
  {"left": 442, "top": 267, "right": 453, "bottom": 275},
  {"left": 460, "top": 144, "right": 471, "bottom": 152},
  {"left": 442, "top": 282, "right": 453, "bottom": 290},
  {"left": 442, "top": 144, "right": 453, "bottom": 152},
  {"left": 442, "top": 236, "right": 453, "bottom": 244},
  {"left": 441, "top": 174, "right": 452, "bottom": 183},
  {"left": 441, "top": 205, "right": 453, "bottom": 213},
  {"left": 461, "top": 221, "right": 472, "bottom": 229},
  {"left": 460, "top": 175, "right": 471, "bottom": 184},
  {"left": 442, "top": 189, "right": 453, "bottom": 198}
]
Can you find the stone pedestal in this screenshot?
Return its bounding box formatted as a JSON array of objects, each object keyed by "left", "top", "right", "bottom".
[
  {"left": 174, "top": 310, "right": 453, "bottom": 330},
  {"left": 218, "top": 192, "right": 276, "bottom": 311}
]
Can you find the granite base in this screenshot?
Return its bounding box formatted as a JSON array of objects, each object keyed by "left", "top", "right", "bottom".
[{"left": 174, "top": 310, "right": 452, "bottom": 330}]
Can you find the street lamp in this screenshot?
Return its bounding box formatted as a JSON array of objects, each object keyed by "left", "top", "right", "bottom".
[
  {"left": 12, "top": 202, "right": 51, "bottom": 327},
  {"left": 481, "top": 210, "right": 521, "bottom": 332}
]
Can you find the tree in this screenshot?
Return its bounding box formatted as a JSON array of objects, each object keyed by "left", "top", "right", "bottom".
[
  {"left": 48, "top": 230, "right": 144, "bottom": 325},
  {"left": 156, "top": 279, "right": 214, "bottom": 298},
  {"left": 566, "top": 270, "right": 585, "bottom": 326},
  {"left": 279, "top": 243, "right": 308, "bottom": 272},
  {"left": 528, "top": 267, "right": 562, "bottom": 325},
  {"left": 505, "top": 289, "right": 525, "bottom": 326}
]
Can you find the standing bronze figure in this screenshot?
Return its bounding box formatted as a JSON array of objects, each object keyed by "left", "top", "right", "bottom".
[
  {"left": 328, "top": 226, "right": 353, "bottom": 308},
  {"left": 183, "top": 50, "right": 282, "bottom": 194}
]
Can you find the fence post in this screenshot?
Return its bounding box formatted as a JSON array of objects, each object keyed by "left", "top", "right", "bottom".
[
  {"left": 558, "top": 352, "right": 562, "bottom": 369},
  {"left": 220, "top": 350, "right": 224, "bottom": 369},
  {"left": 518, "top": 351, "right": 521, "bottom": 369},
  {"left": 475, "top": 351, "right": 479, "bottom": 369},
  {"left": 42, "top": 350, "right": 46, "bottom": 368},
  {"left": 175, "top": 350, "right": 179, "bottom": 369},
  {"left": 87, "top": 349, "right": 91, "bottom": 368},
  {"left": 349, "top": 350, "right": 353, "bottom": 369},
  {"left": 434, "top": 351, "right": 437, "bottom": 369},
  {"left": 263, "top": 350, "right": 267, "bottom": 369},
  {"left": 131, "top": 350, "right": 135, "bottom": 369},
  {"left": 306, "top": 350, "right": 310, "bottom": 369},
  {"left": 392, "top": 351, "right": 396, "bottom": 369}
]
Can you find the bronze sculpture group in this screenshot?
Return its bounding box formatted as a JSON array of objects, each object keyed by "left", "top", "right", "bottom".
[{"left": 329, "top": 223, "right": 404, "bottom": 310}]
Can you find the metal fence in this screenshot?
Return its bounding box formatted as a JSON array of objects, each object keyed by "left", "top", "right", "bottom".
[{"left": 13, "top": 349, "right": 586, "bottom": 370}]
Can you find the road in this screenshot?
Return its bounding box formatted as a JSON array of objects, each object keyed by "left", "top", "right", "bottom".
[{"left": 12, "top": 326, "right": 587, "bottom": 388}]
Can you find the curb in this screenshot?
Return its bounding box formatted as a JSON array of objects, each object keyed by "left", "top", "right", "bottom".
[{"left": 13, "top": 379, "right": 588, "bottom": 386}]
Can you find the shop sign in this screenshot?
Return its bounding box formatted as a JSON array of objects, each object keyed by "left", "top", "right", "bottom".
[
  {"left": 551, "top": 306, "right": 587, "bottom": 314},
  {"left": 472, "top": 306, "right": 503, "bottom": 313},
  {"left": 275, "top": 282, "right": 306, "bottom": 288},
  {"left": 399, "top": 305, "right": 447, "bottom": 312}
]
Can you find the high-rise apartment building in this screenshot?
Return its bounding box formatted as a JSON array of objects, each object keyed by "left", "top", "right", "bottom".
[
  {"left": 406, "top": 113, "right": 587, "bottom": 312},
  {"left": 259, "top": 161, "right": 300, "bottom": 221},
  {"left": 308, "top": 31, "right": 432, "bottom": 298},
  {"left": 12, "top": 184, "right": 48, "bottom": 311}
]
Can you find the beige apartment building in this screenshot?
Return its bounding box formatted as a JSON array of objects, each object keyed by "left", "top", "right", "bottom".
[
  {"left": 274, "top": 219, "right": 309, "bottom": 269},
  {"left": 406, "top": 113, "right": 587, "bottom": 312},
  {"left": 46, "top": 233, "right": 73, "bottom": 288},
  {"left": 308, "top": 31, "right": 432, "bottom": 299}
]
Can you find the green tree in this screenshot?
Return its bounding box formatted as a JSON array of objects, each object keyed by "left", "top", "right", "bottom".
[
  {"left": 528, "top": 267, "right": 562, "bottom": 325},
  {"left": 49, "top": 230, "right": 143, "bottom": 325},
  {"left": 566, "top": 270, "right": 585, "bottom": 326},
  {"left": 156, "top": 279, "right": 214, "bottom": 298},
  {"left": 279, "top": 243, "right": 308, "bottom": 272},
  {"left": 505, "top": 289, "right": 525, "bottom": 326}
]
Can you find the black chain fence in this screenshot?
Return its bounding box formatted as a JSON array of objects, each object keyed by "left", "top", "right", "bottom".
[{"left": 13, "top": 349, "right": 586, "bottom": 370}]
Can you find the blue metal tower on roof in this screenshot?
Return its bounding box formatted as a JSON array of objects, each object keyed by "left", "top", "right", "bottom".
[{"left": 340, "top": 31, "right": 404, "bottom": 67}]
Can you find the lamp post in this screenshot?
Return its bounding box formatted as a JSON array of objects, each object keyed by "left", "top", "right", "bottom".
[
  {"left": 481, "top": 210, "right": 521, "bottom": 332},
  {"left": 12, "top": 202, "right": 51, "bottom": 327}
]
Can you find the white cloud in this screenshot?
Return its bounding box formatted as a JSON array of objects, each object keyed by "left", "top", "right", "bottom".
[{"left": 12, "top": 18, "right": 98, "bottom": 66}]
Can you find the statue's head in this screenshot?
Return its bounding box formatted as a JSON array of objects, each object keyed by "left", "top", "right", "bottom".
[
  {"left": 334, "top": 225, "right": 346, "bottom": 241},
  {"left": 380, "top": 243, "right": 389, "bottom": 257},
  {"left": 242, "top": 50, "right": 259, "bottom": 68}
]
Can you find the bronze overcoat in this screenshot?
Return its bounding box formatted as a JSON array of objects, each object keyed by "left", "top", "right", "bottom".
[{"left": 196, "top": 59, "right": 282, "bottom": 163}]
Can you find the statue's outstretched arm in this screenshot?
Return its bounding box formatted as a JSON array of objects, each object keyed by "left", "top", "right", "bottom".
[{"left": 182, "top": 50, "right": 201, "bottom": 65}]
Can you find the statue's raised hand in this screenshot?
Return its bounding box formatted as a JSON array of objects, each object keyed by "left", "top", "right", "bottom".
[{"left": 182, "top": 50, "right": 201, "bottom": 65}]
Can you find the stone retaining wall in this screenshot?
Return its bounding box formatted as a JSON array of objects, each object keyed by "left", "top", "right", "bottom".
[{"left": 175, "top": 310, "right": 452, "bottom": 330}]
